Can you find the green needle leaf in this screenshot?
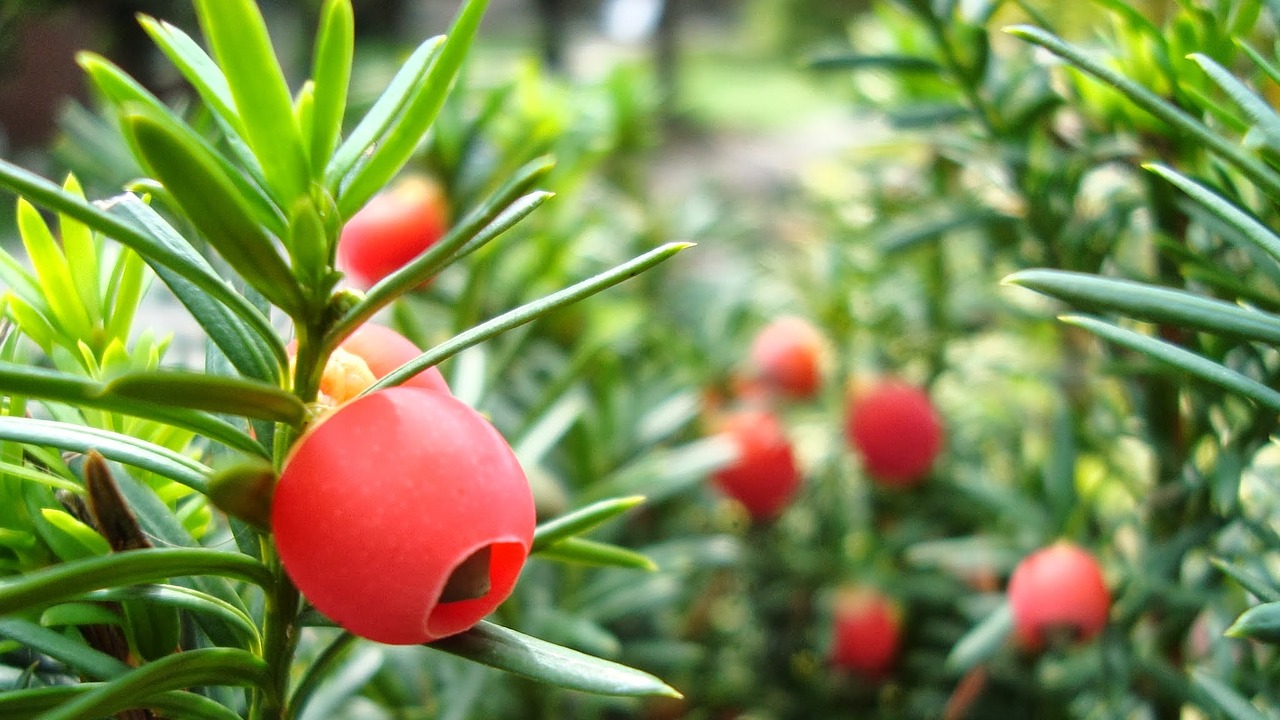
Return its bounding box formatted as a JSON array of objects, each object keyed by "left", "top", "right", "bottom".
[
  {"left": 0, "top": 548, "right": 274, "bottom": 616},
  {"left": 4, "top": 293, "right": 56, "bottom": 351},
  {"left": 0, "top": 617, "right": 130, "bottom": 680},
  {"left": 334, "top": 0, "right": 491, "bottom": 217},
  {"left": 0, "top": 685, "right": 244, "bottom": 720},
  {"left": 428, "top": 621, "right": 681, "bottom": 698},
  {"left": 0, "top": 416, "right": 209, "bottom": 493},
  {"left": 193, "top": 0, "right": 310, "bottom": 205},
  {"left": 309, "top": 0, "right": 355, "bottom": 174},
  {"left": 16, "top": 199, "right": 94, "bottom": 341},
  {"left": 80, "top": 584, "right": 260, "bottom": 650},
  {"left": 1060, "top": 315, "right": 1280, "bottom": 411},
  {"left": 1191, "top": 670, "right": 1268, "bottom": 720},
  {"left": 365, "top": 242, "right": 692, "bottom": 393},
  {"left": 58, "top": 175, "right": 102, "bottom": 327},
  {"left": 535, "top": 537, "right": 658, "bottom": 571},
  {"left": 123, "top": 109, "right": 305, "bottom": 316},
  {"left": 103, "top": 371, "right": 305, "bottom": 425},
  {"left": 0, "top": 363, "right": 266, "bottom": 459},
  {"left": 325, "top": 35, "right": 444, "bottom": 194},
  {"left": 0, "top": 159, "right": 280, "bottom": 356},
  {"left": 1212, "top": 558, "right": 1280, "bottom": 603},
  {"left": 102, "top": 246, "right": 148, "bottom": 348},
  {"left": 39, "top": 648, "right": 269, "bottom": 720},
  {"left": 136, "top": 15, "right": 246, "bottom": 141},
  {"left": 284, "top": 632, "right": 358, "bottom": 720},
  {"left": 1144, "top": 163, "right": 1280, "bottom": 269},
  {"left": 533, "top": 496, "right": 646, "bottom": 551},
  {"left": 807, "top": 53, "right": 943, "bottom": 73},
  {"left": 1005, "top": 25, "right": 1280, "bottom": 199},
  {"left": 1226, "top": 601, "right": 1280, "bottom": 644},
  {"left": 1238, "top": 39, "right": 1280, "bottom": 89},
  {"left": 78, "top": 52, "right": 288, "bottom": 238},
  {"left": 1004, "top": 269, "right": 1280, "bottom": 343},
  {"left": 944, "top": 602, "right": 1013, "bottom": 672},
  {"left": 103, "top": 193, "right": 285, "bottom": 382},
  {"left": 1188, "top": 52, "right": 1280, "bottom": 150}
]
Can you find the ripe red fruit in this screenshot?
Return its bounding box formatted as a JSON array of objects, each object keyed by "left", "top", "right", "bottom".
[
  {"left": 272, "top": 387, "right": 535, "bottom": 644},
  {"left": 845, "top": 379, "right": 943, "bottom": 486},
  {"left": 1008, "top": 542, "right": 1110, "bottom": 651},
  {"left": 830, "top": 587, "right": 901, "bottom": 677},
  {"left": 337, "top": 174, "right": 450, "bottom": 288},
  {"left": 749, "top": 316, "right": 824, "bottom": 399},
  {"left": 710, "top": 408, "right": 801, "bottom": 520}
]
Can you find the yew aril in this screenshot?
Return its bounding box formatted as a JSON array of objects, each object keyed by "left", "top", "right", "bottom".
[
  {"left": 291, "top": 323, "right": 449, "bottom": 406},
  {"left": 329, "top": 322, "right": 450, "bottom": 397},
  {"left": 271, "top": 387, "right": 535, "bottom": 644},
  {"left": 710, "top": 408, "right": 801, "bottom": 521},
  {"left": 829, "top": 587, "right": 901, "bottom": 678},
  {"left": 337, "top": 174, "right": 450, "bottom": 288},
  {"left": 845, "top": 379, "right": 943, "bottom": 487},
  {"left": 1007, "top": 542, "right": 1110, "bottom": 651},
  {"left": 749, "top": 316, "right": 825, "bottom": 399}
]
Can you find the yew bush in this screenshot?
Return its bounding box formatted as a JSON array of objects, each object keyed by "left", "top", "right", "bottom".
[{"left": 6, "top": 0, "right": 1280, "bottom": 717}]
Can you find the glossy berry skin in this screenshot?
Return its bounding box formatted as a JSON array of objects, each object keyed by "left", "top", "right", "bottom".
[
  {"left": 272, "top": 387, "right": 535, "bottom": 644},
  {"left": 845, "top": 380, "right": 943, "bottom": 486},
  {"left": 711, "top": 409, "right": 801, "bottom": 520},
  {"left": 337, "top": 175, "right": 449, "bottom": 288},
  {"left": 750, "top": 316, "right": 824, "bottom": 399},
  {"left": 830, "top": 588, "right": 901, "bottom": 678},
  {"left": 1008, "top": 542, "right": 1110, "bottom": 651}
]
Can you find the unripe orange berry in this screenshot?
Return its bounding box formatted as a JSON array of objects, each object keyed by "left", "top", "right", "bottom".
[
  {"left": 710, "top": 408, "right": 801, "bottom": 520},
  {"left": 272, "top": 387, "right": 534, "bottom": 644},
  {"left": 1008, "top": 542, "right": 1110, "bottom": 651},
  {"left": 845, "top": 379, "right": 943, "bottom": 486},
  {"left": 829, "top": 587, "right": 901, "bottom": 678}
]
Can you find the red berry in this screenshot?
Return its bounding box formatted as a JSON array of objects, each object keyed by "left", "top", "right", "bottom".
[
  {"left": 711, "top": 409, "right": 801, "bottom": 520},
  {"left": 845, "top": 380, "right": 943, "bottom": 486},
  {"left": 333, "top": 323, "right": 450, "bottom": 396},
  {"left": 830, "top": 587, "right": 901, "bottom": 677},
  {"left": 290, "top": 323, "right": 449, "bottom": 406},
  {"left": 271, "top": 387, "right": 535, "bottom": 644},
  {"left": 750, "top": 316, "right": 825, "bottom": 399},
  {"left": 338, "top": 175, "right": 449, "bottom": 288},
  {"left": 1008, "top": 542, "right": 1110, "bottom": 651}
]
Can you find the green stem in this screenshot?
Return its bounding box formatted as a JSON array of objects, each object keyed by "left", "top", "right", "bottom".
[
  {"left": 252, "top": 544, "right": 301, "bottom": 720},
  {"left": 253, "top": 308, "right": 329, "bottom": 719},
  {"left": 919, "top": 9, "right": 999, "bottom": 138},
  {"left": 1140, "top": 168, "right": 1196, "bottom": 720}
]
